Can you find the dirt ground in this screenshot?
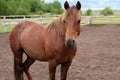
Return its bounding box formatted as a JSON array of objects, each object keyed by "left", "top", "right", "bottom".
[{"left": 0, "top": 24, "right": 120, "bottom": 80}]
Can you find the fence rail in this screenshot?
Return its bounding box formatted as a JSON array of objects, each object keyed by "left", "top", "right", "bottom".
[{"left": 0, "top": 15, "right": 120, "bottom": 33}]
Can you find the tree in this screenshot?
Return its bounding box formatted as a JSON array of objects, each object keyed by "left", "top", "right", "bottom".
[
  {"left": 30, "top": 0, "right": 40, "bottom": 13},
  {"left": 85, "top": 9, "right": 93, "bottom": 16},
  {"left": 0, "top": 0, "right": 63, "bottom": 15},
  {"left": 48, "top": 1, "right": 63, "bottom": 14},
  {"left": 16, "top": 8, "right": 30, "bottom": 15},
  {"left": 0, "top": 0, "right": 8, "bottom": 15},
  {"left": 100, "top": 7, "right": 113, "bottom": 16}
]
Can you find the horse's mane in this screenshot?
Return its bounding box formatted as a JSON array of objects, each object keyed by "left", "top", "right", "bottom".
[
  {"left": 46, "top": 15, "right": 65, "bottom": 37},
  {"left": 47, "top": 21, "right": 57, "bottom": 30}
]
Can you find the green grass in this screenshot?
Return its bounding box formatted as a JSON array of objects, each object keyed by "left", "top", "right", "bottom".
[
  {"left": 0, "top": 24, "right": 14, "bottom": 33},
  {"left": 91, "top": 20, "right": 120, "bottom": 24}
]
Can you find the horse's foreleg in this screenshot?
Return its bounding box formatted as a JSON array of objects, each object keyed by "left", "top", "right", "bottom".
[
  {"left": 60, "top": 61, "right": 72, "bottom": 80},
  {"left": 48, "top": 59, "right": 57, "bottom": 80},
  {"left": 23, "top": 56, "right": 35, "bottom": 80}
]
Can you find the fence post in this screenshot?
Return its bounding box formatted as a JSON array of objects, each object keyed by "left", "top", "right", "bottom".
[
  {"left": 3, "top": 16, "right": 7, "bottom": 32},
  {"left": 23, "top": 15, "right": 25, "bottom": 19},
  {"left": 40, "top": 15, "right": 43, "bottom": 24},
  {"left": 3, "top": 16, "right": 5, "bottom": 19},
  {"left": 53, "top": 15, "right": 56, "bottom": 19},
  {"left": 107, "top": 15, "right": 111, "bottom": 23},
  {"left": 4, "top": 25, "right": 7, "bottom": 32},
  {"left": 88, "top": 16, "right": 92, "bottom": 25}
]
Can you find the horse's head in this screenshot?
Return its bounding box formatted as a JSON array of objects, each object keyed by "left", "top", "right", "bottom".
[{"left": 62, "top": 1, "right": 81, "bottom": 48}]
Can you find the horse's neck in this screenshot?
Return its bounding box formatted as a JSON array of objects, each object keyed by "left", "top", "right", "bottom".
[{"left": 46, "top": 16, "right": 65, "bottom": 38}]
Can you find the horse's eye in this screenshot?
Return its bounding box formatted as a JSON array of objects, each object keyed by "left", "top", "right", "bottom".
[
  {"left": 63, "top": 20, "right": 66, "bottom": 23},
  {"left": 77, "top": 20, "right": 81, "bottom": 24}
]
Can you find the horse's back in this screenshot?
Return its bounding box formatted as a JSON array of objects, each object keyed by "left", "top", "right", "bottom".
[{"left": 10, "top": 20, "right": 44, "bottom": 38}]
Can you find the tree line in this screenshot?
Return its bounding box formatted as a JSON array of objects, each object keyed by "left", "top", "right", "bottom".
[
  {"left": 82, "top": 7, "right": 114, "bottom": 16},
  {"left": 0, "top": 0, "right": 63, "bottom": 15},
  {"left": 0, "top": 0, "right": 114, "bottom": 16}
]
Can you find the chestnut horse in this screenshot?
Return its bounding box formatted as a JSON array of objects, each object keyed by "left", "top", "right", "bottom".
[{"left": 9, "top": 1, "right": 81, "bottom": 80}]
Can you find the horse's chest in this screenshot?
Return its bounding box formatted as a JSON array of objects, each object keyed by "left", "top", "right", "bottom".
[{"left": 47, "top": 45, "right": 76, "bottom": 63}]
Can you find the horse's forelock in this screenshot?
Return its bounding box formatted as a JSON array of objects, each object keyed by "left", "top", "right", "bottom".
[{"left": 65, "top": 6, "right": 76, "bottom": 16}]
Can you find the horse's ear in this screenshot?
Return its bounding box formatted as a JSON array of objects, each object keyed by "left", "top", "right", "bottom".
[
  {"left": 64, "top": 1, "right": 70, "bottom": 10},
  {"left": 76, "top": 1, "right": 81, "bottom": 10}
]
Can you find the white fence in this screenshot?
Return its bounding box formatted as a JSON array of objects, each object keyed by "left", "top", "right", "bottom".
[
  {"left": 0, "top": 15, "right": 120, "bottom": 32},
  {"left": 0, "top": 15, "right": 58, "bottom": 32},
  {"left": 0, "top": 15, "right": 57, "bottom": 25}
]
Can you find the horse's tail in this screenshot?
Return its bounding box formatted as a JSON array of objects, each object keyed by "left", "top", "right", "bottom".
[{"left": 14, "top": 57, "right": 21, "bottom": 80}]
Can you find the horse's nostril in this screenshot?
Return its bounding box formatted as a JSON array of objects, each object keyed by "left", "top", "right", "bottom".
[
  {"left": 72, "top": 40, "right": 75, "bottom": 44},
  {"left": 65, "top": 39, "right": 75, "bottom": 48}
]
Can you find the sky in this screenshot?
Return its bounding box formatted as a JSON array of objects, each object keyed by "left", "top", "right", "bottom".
[{"left": 44, "top": 0, "right": 120, "bottom": 10}]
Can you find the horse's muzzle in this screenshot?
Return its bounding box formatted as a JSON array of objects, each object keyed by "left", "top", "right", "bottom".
[{"left": 65, "top": 39, "right": 75, "bottom": 48}]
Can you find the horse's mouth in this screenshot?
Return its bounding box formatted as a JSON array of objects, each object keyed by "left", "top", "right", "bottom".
[{"left": 65, "top": 39, "right": 75, "bottom": 48}]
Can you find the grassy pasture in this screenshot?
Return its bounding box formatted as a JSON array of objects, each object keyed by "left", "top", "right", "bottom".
[
  {"left": 91, "top": 16, "right": 120, "bottom": 24},
  {"left": 0, "top": 25, "right": 14, "bottom": 33}
]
